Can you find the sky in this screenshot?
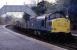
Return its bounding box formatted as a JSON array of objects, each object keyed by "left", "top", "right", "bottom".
[{"left": 0, "top": 0, "right": 56, "bottom": 8}]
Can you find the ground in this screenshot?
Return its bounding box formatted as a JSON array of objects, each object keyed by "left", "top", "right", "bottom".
[{"left": 0, "top": 25, "right": 66, "bottom": 50}]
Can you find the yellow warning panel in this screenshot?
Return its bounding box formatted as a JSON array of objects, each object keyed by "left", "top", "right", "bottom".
[{"left": 51, "top": 18, "right": 70, "bottom": 33}]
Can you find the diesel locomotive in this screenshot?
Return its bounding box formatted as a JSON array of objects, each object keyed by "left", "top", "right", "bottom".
[{"left": 14, "top": 11, "right": 71, "bottom": 38}]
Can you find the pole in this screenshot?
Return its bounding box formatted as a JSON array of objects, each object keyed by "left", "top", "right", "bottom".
[{"left": 66, "top": 8, "right": 69, "bottom": 18}]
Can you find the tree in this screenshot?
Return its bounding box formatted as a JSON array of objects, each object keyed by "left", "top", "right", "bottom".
[
  {"left": 32, "top": 1, "right": 52, "bottom": 15},
  {"left": 23, "top": 12, "right": 30, "bottom": 22},
  {"left": 68, "top": 0, "right": 77, "bottom": 29}
]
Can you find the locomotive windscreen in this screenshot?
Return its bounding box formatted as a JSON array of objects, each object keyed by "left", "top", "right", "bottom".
[{"left": 48, "top": 12, "right": 65, "bottom": 20}]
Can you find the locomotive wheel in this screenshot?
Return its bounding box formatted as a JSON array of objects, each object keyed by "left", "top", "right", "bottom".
[
  {"left": 37, "top": 31, "right": 41, "bottom": 36},
  {"left": 34, "top": 30, "right": 41, "bottom": 36}
]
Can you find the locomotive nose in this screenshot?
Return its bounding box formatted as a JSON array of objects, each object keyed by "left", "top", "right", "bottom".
[{"left": 51, "top": 18, "right": 70, "bottom": 33}]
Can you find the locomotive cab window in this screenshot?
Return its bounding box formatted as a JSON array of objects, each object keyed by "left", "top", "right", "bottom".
[{"left": 48, "top": 12, "right": 65, "bottom": 20}]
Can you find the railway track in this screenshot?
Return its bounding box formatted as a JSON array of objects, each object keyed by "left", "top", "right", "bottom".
[{"left": 6, "top": 25, "right": 77, "bottom": 50}]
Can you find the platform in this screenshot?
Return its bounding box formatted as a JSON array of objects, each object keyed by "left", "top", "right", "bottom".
[{"left": 0, "top": 25, "right": 67, "bottom": 50}]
